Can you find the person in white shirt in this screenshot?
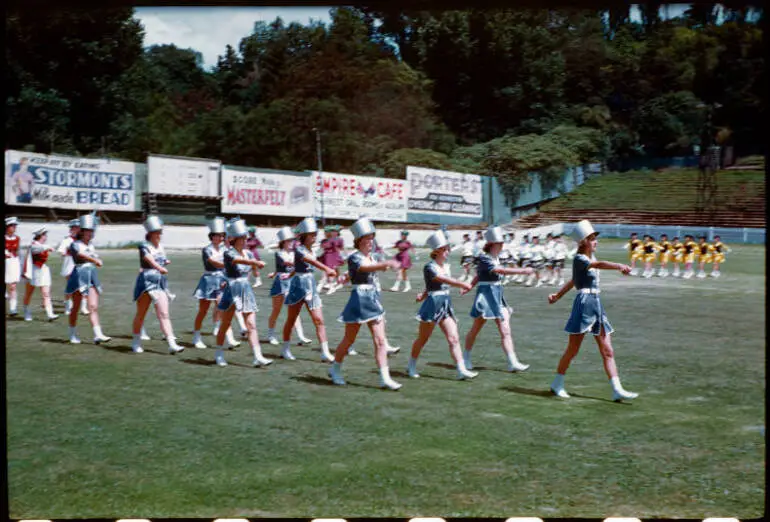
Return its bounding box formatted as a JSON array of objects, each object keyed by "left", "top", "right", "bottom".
[
  {"left": 514, "top": 235, "right": 531, "bottom": 283},
  {"left": 542, "top": 233, "right": 556, "bottom": 285},
  {"left": 549, "top": 234, "right": 569, "bottom": 286},
  {"left": 525, "top": 236, "right": 546, "bottom": 287},
  {"left": 472, "top": 230, "right": 485, "bottom": 260},
  {"left": 21, "top": 226, "right": 59, "bottom": 321},
  {"left": 459, "top": 233, "right": 475, "bottom": 282},
  {"left": 57, "top": 219, "right": 87, "bottom": 315}
]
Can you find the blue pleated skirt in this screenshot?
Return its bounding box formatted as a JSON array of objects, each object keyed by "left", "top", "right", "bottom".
[
  {"left": 133, "top": 270, "right": 175, "bottom": 302},
  {"left": 470, "top": 284, "right": 512, "bottom": 320},
  {"left": 269, "top": 275, "right": 291, "bottom": 298},
  {"left": 65, "top": 264, "right": 102, "bottom": 296},
  {"left": 217, "top": 278, "right": 259, "bottom": 313},
  {"left": 193, "top": 272, "right": 227, "bottom": 300},
  {"left": 416, "top": 293, "right": 456, "bottom": 323},
  {"left": 564, "top": 293, "right": 614, "bottom": 336},
  {"left": 285, "top": 273, "right": 322, "bottom": 310},
  {"left": 339, "top": 286, "right": 385, "bottom": 323}
]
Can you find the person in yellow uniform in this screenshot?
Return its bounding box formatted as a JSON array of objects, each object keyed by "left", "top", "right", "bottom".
[
  {"left": 696, "top": 235, "right": 715, "bottom": 279},
  {"left": 641, "top": 234, "right": 661, "bottom": 278},
  {"left": 682, "top": 235, "right": 698, "bottom": 279},
  {"left": 670, "top": 236, "right": 684, "bottom": 277},
  {"left": 710, "top": 235, "right": 731, "bottom": 278},
  {"left": 656, "top": 234, "right": 673, "bottom": 278},
  {"left": 623, "top": 232, "right": 643, "bottom": 276}
]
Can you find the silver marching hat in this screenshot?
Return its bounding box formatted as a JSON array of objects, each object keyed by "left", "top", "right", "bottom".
[
  {"left": 351, "top": 217, "right": 376, "bottom": 239},
  {"left": 143, "top": 215, "right": 163, "bottom": 233},
  {"left": 79, "top": 213, "right": 98, "bottom": 231},
  {"left": 276, "top": 226, "right": 294, "bottom": 243},
  {"left": 5, "top": 216, "right": 19, "bottom": 226},
  {"left": 32, "top": 226, "right": 48, "bottom": 237},
  {"left": 208, "top": 216, "right": 226, "bottom": 234},
  {"left": 296, "top": 217, "right": 318, "bottom": 235},
  {"left": 572, "top": 219, "right": 599, "bottom": 242},
  {"left": 227, "top": 218, "right": 248, "bottom": 238},
  {"left": 426, "top": 230, "right": 449, "bottom": 251},
  {"left": 69, "top": 218, "right": 81, "bottom": 228},
  {"left": 484, "top": 226, "right": 505, "bottom": 243}
]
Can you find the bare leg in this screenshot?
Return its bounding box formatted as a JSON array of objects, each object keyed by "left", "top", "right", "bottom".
[
  {"left": 7, "top": 282, "right": 18, "bottom": 314},
  {"left": 194, "top": 299, "right": 211, "bottom": 331},
  {"left": 463, "top": 317, "right": 486, "bottom": 369},
  {"left": 550, "top": 333, "right": 586, "bottom": 397},
  {"left": 407, "top": 321, "right": 435, "bottom": 378},
  {"left": 88, "top": 291, "right": 109, "bottom": 341},
  {"left": 132, "top": 293, "right": 152, "bottom": 334},
  {"left": 41, "top": 286, "right": 56, "bottom": 318},
  {"left": 333, "top": 322, "right": 362, "bottom": 362},
  {"left": 495, "top": 311, "right": 528, "bottom": 371},
  {"left": 594, "top": 327, "right": 637, "bottom": 400},
  {"left": 214, "top": 306, "right": 236, "bottom": 366},
  {"left": 268, "top": 295, "right": 284, "bottom": 329},
  {"left": 369, "top": 319, "right": 401, "bottom": 389}
]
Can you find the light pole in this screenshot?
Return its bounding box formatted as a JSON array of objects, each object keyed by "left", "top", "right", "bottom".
[{"left": 313, "top": 127, "right": 325, "bottom": 228}]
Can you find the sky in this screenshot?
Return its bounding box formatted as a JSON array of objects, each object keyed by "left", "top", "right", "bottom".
[{"left": 134, "top": 5, "right": 695, "bottom": 70}]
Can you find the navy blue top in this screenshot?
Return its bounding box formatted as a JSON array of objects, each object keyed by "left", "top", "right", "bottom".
[
  {"left": 223, "top": 248, "right": 254, "bottom": 278},
  {"left": 347, "top": 251, "right": 378, "bottom": 285},
  {"left": 475, "top": 253, "right": 502, "bottom": 282},
  {"left": 274, "top": 250, "right": 293, "bottom": 273},
  {"left": 423, "top": 261, "right": 449, "bottom": 291},
  {"left": 69, "top": 240, "right": 98, "bottom": 265},
  {"left": 138, "top": 241, "right": 168, "bottom": 269},
  {"left": 572, "top": 253, "right": 600, "bottom": 290},
  {"left": 293, "top": 245, "right": 315, "bottom": 273},
  {"left": 201, "top": 244, "right": 225, "bottom": 272}
]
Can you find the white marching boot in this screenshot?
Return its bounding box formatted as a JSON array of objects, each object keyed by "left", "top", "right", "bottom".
[
  {"left": 328, "top": 362, "right": 346, "bottom": 385},
  {"left": 610, "top": 377, "right": 638, "bottom": 402},
  {"left": 192, "top": 331, "right": 207, "bottom": 349}
]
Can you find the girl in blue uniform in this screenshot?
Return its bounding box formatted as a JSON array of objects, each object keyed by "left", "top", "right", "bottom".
[
  {"left": 462, "top": 226, "right": 534, "bottom": 373},
  {"left": 280, "top": 217, "right": 337, "bottom": 363},
  {"left": 191, "top": 217, "right": 239, "bottom": 349},
  {"left": 130, "top": 216, "right": 184, "bottom": 355},
  {"left": 408, "top": 230, "right": 477, "bottom": 380},
  {"left": 213, "top": 218, "right": 270, "bottom": 368},
  {"left": 266, "top": 226, "right": 312, "bottom": 345},
  {"left": 328, "top": 217, "right": 403, "bottom": 389},
  {"left": 547, "top": 219, "right": 639, "bottom": 402},
  {"left": 65, "top": 213, "right": 111, "bottom": 345}
]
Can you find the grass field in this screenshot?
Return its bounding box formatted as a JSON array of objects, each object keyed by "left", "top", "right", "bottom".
[{"left": 5, "top": 239, "right": 765, "bottom": 519}]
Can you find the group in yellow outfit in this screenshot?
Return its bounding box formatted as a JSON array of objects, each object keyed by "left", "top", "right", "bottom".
[{"left": 624, "top": 232, "right": 730, "bottom": 279}]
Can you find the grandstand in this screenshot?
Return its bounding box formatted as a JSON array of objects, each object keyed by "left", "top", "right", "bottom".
[{"left": 513, "top": 168, "right": 766, "bottom": 229}]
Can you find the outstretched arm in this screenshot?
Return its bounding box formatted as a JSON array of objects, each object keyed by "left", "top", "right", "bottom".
[{"left": 548, "top": 280, "right": 575, "bottom": 304}]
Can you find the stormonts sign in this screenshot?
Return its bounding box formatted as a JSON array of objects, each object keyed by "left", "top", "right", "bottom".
[
  {"left": 407, "top": 166, "right": 482, "bottom": 217},
  {"left": 5, "top": 150, "right": 136, "bottom": 211},
  {"left": 312, "top": 171, "right": 407, "bottom": 222},
  {"left": 221, "top": 166, "right": 313, "bottom": 217}
]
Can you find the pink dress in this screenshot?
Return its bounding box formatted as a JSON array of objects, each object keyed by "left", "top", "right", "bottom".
[
  {"left": 320, "top": 237, "right": 344, "bottom": 269},
  {"left": 395, "top": 240, "right": 413, "bottom": 269}
]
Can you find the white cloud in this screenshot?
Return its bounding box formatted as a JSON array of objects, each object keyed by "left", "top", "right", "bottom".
[{"left": 134, "top": 7, "right": 332, "bottom": 69}]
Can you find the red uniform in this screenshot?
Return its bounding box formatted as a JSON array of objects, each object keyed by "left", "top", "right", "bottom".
[
  {"left": 5, "top": 235, "right": 20, "bottom": 258},
  {"left": 320, "top": 237, "right": 344, "bottom": 269},
  {"left": 395, "top": 240, "right": 413, "bottom": 269}
]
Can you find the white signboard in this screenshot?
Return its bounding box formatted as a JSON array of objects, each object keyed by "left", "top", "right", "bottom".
[
  {"left": 407, "top": 166, "right": 483, "bottom": 217},
  {"left": 5, "top": 150, "right": 136, "bottom": 211},
  {"left": 312, "top": 171, "right": 407, "bottom": 222},
  {"left": 147, "top": 154, "right": 220, "bottom": 197},
  {"left": 221, "top": 167, "right": 313, "bottom": 217}
]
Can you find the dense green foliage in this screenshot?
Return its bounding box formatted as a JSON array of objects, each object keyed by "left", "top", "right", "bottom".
[{"left": 6, "top": 6, "right": 764, "bottom": 192}]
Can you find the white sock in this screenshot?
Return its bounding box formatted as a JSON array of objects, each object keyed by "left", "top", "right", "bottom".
[
  {"left": 379, "top": 365, "right": 393, "bottom": 383},
  {"left": 610, "top": 376, "right": 623, "bottom": 393},
  {"left": 225, "top": 328, "right": 237, "bottom": 344},
  {"left": 294, "top": 320, "right": 306, "bottom": 339},
  {"left": 80, "top": 299, "right": 88, "bottom": 312},
  {"left": 552, "top": 373, "right": 565, "bottom": 390},
  {"left": 267, "top": 327, "right": 275, "bottom": 338},
  {"left": 45, "top": 301, "right": 55, "bottom": 317},
  {"left": 93, "top": 325, "right": 104, "bottom": 338},
  {"left": 505, "top": 350, "right": 521, "bottom": 368},
  {"left": 251, "top": 342, "right": 263, "bottom": 359},
  {"left": 24, "top": 305, "right": 30, "bottom": 315},
  {"left": 64, "top": 298, "right": 72, "bottom": 314},
  {"left": 10, "top": 296, "right": 17, "bottom": 312},
  {"left": 235, "top": 312, "right": 247, "bottom": 332},
  {"left": 213, "top": 320, "right": 221, "bottom": 335},
  {"left": 69, "top": 326, "right": 78, "bottom": 338},
  {"left": 332, "top": 361, "right": 342, "bottom": 373},
  {"left": 408, "top": 356, "right": 418, "bottom": 372},
  {"left": 463, "top": 349, "right": 473, "bottom": 366},
  {"left": 132, "top": 334, "right": 141, "bottom": 347}
]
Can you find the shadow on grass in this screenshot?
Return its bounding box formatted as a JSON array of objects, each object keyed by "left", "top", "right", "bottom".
[
  {"left": 389, "top": 369, "right": 458, "bottom": 382},
  {"left": 292, "top": 374, "right": 382, "bottom": 390},
  {"left": 428, "top": 361, "right": 497, "bottom": 372},
  {"left": 501, "top": 385, "right": 631, "bottom": 405},
  {"left": 6, "top": 315, "right": 25, "bottom": 321},
  {"left": 98, "top": 343, "right": 136, "bottom": 354},
  {"left": 569, "top": 391, "right": 632, "bottom": 405},
  {"left": 40, "top": 337, "right": 74, "bottom": 345},
  {"left": 180, "top": 357, "right": 218, "bottom": 366}
]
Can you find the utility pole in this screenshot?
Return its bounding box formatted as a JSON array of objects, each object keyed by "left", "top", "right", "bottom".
[
  {"left": 695, "top": 103, "right": 721, "bottom": 223},
  {"left": 313, "top": 127, "right": 325, "bottom": 228}
]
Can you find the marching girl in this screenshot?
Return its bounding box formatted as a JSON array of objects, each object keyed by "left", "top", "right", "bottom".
[
  {"left": 641, "top": 235, "right": 660, "bottom": 278},
  {"left": 318, "top": 225, "right": 345, "bottom": 295},
  {"left": 327, "top": 217, "right": 403, "bottom": 389},
  {"left": 21, "top": 226, "right": 59, "bottom": 321},
  {"left": 682, "top": 234, "right": 698, "bottom": 279},
  {"left": 696, "top": 236, "right": 715, "bottom": 279},
  {"left": 191, "top": 217, "right": 239, "bottom": 349},
  {"left": 130, "top": 216, "right": 184, "bottom": 354},
  {"left": 461, "top": 226, "right": 535, "bottom": 373},
  {"left": 5, "top": 217, "right": 22, "bottom": 316},
  {"left": 670, "top": 236, "right": 684, "bottom": 277},
  {"left": 710, "top": 235, "right": 730, "bottom": 277},
  {"left": 266, "top": 226, "right": 313, "bottom": 346},
  {"left": 656, "top": 234, "right": 673, "bottom": 277},
  {"left": 246, "top": 226, "right": 263, "bottom": 288},
  {"left": 211, "top": 218, "right": 271, "bottom": 367},
  {"left": 390, "top": 230, "right": 415, "bottom": 292},
  {"left": 57, "top": 219, "right": 89, "bottom": 315},
  {"left": 547, "top": 219, "right": 638, "bottom": 402},
  {"left": 64, "top": 213, "right": 111, "bottom": 345},
  {"left": 408, "top": 230, "right": 478, "bottom": 380},
  {"left": 280, "top": 217, "right": 337, "bottom": 362}
]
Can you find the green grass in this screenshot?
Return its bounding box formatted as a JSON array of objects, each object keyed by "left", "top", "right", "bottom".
[
  {"left": 6, "top": 240, "right": 765, "bottom": 519},
  {"left": 545, "top": 169, "right": 766, "bottom": 211}
]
